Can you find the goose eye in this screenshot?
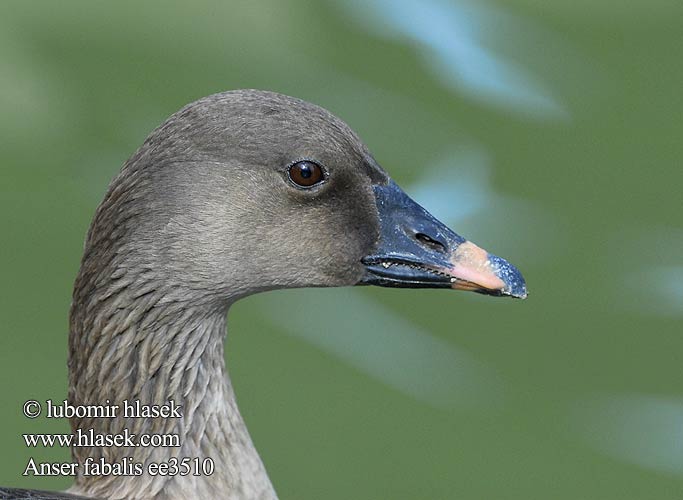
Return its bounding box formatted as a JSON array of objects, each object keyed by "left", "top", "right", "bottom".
[{"left": 288, "top": 160, "right": 324, "bottom": 188}]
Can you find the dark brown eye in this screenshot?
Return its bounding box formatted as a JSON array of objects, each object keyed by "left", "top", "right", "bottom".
[{"left": 288, "top": 160, "right": 325, "bottom": 188}]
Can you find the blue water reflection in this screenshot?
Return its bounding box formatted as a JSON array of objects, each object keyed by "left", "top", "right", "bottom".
[
  {"left": 334, "top": 0, "right": 567, "bottom": 119},
  {"left": 611, "top": 227, "right": 683, "bottom": 317},
  {"left": 571, "top": 393, "right": 683, "bottom": 477},
  {"left": 626, "top": 266, "right": 683, "bottom": 317},
  {"left": 263, "top": 288, "right": 504, "bottom": 410}
]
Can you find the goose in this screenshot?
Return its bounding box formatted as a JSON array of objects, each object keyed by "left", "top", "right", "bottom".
[{"left": 1, "top": 90, "right": 526, "bottom": 500}]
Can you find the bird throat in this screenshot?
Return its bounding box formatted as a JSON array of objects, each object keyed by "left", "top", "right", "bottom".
[{"left": 66, "top": 287, "right": 277, "bottom": 500}]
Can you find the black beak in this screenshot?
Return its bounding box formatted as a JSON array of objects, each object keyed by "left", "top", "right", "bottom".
[{"left": 360, "top": 180, "right": 527, "bottom": 299}]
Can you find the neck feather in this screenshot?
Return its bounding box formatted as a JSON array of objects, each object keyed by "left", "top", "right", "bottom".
[{"left": 67, "top": 282, "right": 277, "bottom": 500}]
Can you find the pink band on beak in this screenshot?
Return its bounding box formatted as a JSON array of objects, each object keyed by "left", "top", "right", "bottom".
[{"left": 447, "top": 241, "right": 506, "bottom": 292}]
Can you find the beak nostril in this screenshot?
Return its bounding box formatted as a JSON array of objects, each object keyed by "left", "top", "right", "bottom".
[{"left": 414, "top": 232, "right": 447, "bottom": 253}]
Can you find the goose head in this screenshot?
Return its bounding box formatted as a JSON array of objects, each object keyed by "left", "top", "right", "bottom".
[
  {"left": 60, "top": 89, "right": 527, "bottom": 500},
  {"left": 86, "top": 89, "right": 526, "bottom": 305}
]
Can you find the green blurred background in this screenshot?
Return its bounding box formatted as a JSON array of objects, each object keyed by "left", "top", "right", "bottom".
[{"left": 1, "top": 1, "right": 682, "bottom": 498}]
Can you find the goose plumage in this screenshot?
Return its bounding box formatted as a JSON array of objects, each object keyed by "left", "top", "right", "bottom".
[{"left": 2, "top": 90, "right": 526, "bottom": 500}]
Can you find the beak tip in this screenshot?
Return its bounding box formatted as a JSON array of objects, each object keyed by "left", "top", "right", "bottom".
[{"left": 488, "top": 253, "right": 528, "bottom": 299}]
